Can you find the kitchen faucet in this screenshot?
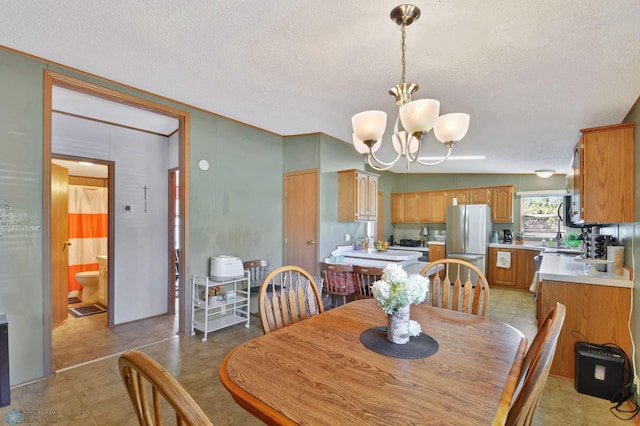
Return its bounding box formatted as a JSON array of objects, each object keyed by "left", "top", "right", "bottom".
[{"left": 555, "top": 203, "right": 563, "bottom": 247}]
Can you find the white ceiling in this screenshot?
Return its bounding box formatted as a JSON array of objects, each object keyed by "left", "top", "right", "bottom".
[
  {"left": 2, "top": 1, "right": 640, "bottom": 175},
  {"left": 52, "top": 159, "right": 108, "bottom": 179},
  {"left": 52, "top": 86, "right": 179, "bottom": 136}
]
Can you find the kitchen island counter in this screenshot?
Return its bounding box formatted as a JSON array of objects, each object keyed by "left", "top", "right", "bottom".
[{"left": 339, "top": 249, "right": 421, "bottom": 262}]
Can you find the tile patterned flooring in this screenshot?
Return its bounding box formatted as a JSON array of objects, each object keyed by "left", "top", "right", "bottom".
[{"left": 3, "top": 288, "right": 637, "bottom": 425}]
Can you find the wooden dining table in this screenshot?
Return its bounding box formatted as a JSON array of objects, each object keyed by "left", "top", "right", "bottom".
[{"left": 220, "top": 299, "right": 526, "bottom": 425}]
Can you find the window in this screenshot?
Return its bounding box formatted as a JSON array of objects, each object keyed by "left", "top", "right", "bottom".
[{"left": 520, "top": 195, "right": 565, "bottom": 239}]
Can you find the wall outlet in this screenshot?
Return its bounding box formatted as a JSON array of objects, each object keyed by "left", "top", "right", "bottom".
[
  {"left": 345, "top": 233, "right": 351, "bottom": 241},
  {"left": 633, "top": 376, "right": 639, "bottom": 394}
]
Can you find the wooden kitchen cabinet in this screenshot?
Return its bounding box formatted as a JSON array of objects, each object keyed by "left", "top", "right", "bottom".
[
  {"left": 469, "top": 187, "right": 492, "bottom": 204},
  {"left": 429, "top": 191, "right": 448, "bottom": 222},
  {"left": 516, "top": 249, "right": 539, "bottom": 290},
  {"left": 488, "top": 247, "right": 537, "bottom": 289},
  {"left": 391, "top": 185, "right": 513, "bottom": 223},
  {"left": 338, "top": 169, "right": 379, "bottom": 222},
  {"left": 417, "top": 192, "right": 431, "bottom": 222},
  {"left": 390, "top": 193, "right": 404, "bottom": 223},
  {"left": 403, "top": 192, "right": 420, "bottom": 222},
  {"left": 427, "top": 243, "right": 445, "bottom": 262},
  {"left": 568, "top": 123, "right": 634, "bottom": 224},
  {"left": 538, "top": 279, "right": 632, "bottom": 379},
  {"left": 490, "top": 186, "right": 514, "bottom": 223},
  {"left": 446, "top": 189, "right": 469, "bottom": 205},
  {"left": 487, "top": 247, "right": 517, "bottom": 287}
]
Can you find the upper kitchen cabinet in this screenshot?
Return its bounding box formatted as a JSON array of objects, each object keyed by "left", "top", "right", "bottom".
[
  {"left": 429, "top": 191, "right": 448, "bottom": 222},
  {"left": 446, "top": 189, "right": 469, "bottom": 205},
  {"left": 469, "top": 187, "right": 492, "bottom": 204},
  {"left": 490, "top": 186, "right": 514, "bottom": 223},
  {"left": 403, "top": 192, "right": 420, "bottom": 223},
  {"left": 338, "top": 169, "right": 379, "bottom": 222},
  {"left": 567, "top": 123, "right": 634, "bottom": 224},
  {"left": 390, "top": 193, "right": 404, "bottom": 223}
]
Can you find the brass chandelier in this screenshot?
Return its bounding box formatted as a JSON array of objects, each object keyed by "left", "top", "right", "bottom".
[{"left": 352, "top": 4, "right": 470, "bottom": 171}]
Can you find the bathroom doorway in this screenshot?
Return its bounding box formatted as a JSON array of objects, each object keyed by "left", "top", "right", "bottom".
[
  {"left": 43, "top": 71, "right": 191, "bottom": 376},
  {"left": 51, "top": 156, "right": 112, "bottom": 331}
]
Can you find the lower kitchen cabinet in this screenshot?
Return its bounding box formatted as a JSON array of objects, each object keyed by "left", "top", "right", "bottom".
[
  {"left": 488, "top": 247, "right": 517, "bottom": 287},
  {"left": 516, "top": 249, "right": 539, "bottom": 290},
  {"left": 427, "top": 243, "right": 445, "bottom": 262},
  {"left": 538, "top": 280, "right": 632, "bottom": 379},
  {"left": 487, "top": 247, "right": 537, "bottom": 289}
]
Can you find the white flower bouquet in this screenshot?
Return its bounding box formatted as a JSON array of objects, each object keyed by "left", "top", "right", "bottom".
[{"left": 372, "top": 263, "right": 429, "bottom": 337}]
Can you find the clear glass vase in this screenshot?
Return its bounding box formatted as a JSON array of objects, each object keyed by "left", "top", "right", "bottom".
[{"left": 387, "top": 305, "right": 410, "bottom": 344}]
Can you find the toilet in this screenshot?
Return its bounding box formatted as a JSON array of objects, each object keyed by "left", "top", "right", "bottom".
[{"left": 75, "top": 271, "right": 99, "bottom": 304}]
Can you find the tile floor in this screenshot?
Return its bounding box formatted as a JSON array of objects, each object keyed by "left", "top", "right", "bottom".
[{"left": 2, "top": 288, "right": 638, "bottom": 425}]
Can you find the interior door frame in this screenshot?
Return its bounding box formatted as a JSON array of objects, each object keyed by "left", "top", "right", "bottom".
[
  {"left": 42, "top": 70, "right": 191, "bottom": 377},
  {"left": 52, "top": 154, "right": 115, "bottom": 325},
  {"left": 168, "top": 167, "right": 179, "bottom": 314}
]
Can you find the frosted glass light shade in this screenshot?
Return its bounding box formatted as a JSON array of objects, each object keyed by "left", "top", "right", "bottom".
[
  {"left": 392, "top": 131, "right": 419, "bottom": 155},
  {"left": 352, "top": 110, "right": 387, "bottom": 142},
  {"left": 434, "top": 113, "right": 470, "bottom": 143},
  {"left": 353, "top": 133, "right": 381, "bottom": 154},
  {"left": 399, "top": 99, "right": 440, "bottom": 133}
]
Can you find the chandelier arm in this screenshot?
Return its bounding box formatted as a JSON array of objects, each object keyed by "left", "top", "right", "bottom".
[
  {"left": 415, "top": 146, "right": 454, "bottom": 167},
  {"left": 367, "top": 148, "right": 403, "bottom": 169},
  {"left": 404, "top": 132, "right": 425, "bottom": 163},
  {"left": 365, "top": 154, "right": 398, "bottom": 171}
]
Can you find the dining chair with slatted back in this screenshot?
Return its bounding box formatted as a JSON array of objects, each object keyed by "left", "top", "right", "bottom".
[
  {"left": 419, "top": 258, "right": 490, "bottom": 316},
  {"left": 504, "top": 302, "right": 566, "bottom": 426},
  {"left": 243, "top": 259, "right": 270, "bottom": 291},
  {"left": 320, "top": 262, "right": 356, "bottom": 308},
  {"left": 118, "top": 349, "right": 213, "bottom": 426},
  {"left": 258, "top": 265, "right": 324, "bottom": 334},
  {"left": 352, "top": 265, "right": 383, "bottom": 299}
]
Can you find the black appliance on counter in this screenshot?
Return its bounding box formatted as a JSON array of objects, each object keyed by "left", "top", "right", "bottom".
[
  {"left": 502, "top": 230, "right": 513, "bottom": 244},
  {"left": 399, "top": 239, "right": 422, "bottom": 247}
]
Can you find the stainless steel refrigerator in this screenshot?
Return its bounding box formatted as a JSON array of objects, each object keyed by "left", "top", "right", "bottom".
[{"left": 446, "top": 204, "right": 492, "bottom": 278}]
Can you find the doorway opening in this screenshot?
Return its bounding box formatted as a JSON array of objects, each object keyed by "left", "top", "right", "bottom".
[{"left": 43, "top": 71, "right": 191, "bottom": 377}]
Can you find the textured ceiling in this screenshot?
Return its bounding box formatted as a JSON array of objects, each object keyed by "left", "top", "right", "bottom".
[{"left": 2, "top": 0, "right": 640, "bottom": 174}]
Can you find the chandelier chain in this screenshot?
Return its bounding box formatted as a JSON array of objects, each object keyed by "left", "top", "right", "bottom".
[{"left": 400, "top": 22, "right": 406, "bottom": 84}]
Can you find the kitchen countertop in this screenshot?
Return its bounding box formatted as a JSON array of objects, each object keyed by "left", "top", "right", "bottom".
[
  {"left": 538, "top": 253, "right": 632, "bottom": 288},
  {"left": 488, "top": 243, "right": 583, "bottom": 255},
  {"left": 427, "top": 241, "right": 445, "bottom": 246},
  {"left": 339, "top": 249, "right": 421, "bottom": 262},
  {"left": 388, "top": 245, "right": 429, "bottom": 252}
]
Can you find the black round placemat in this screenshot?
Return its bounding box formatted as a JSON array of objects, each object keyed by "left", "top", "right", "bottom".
[{"left": 359, "top": 326, "right": 439, "bottom": 359}]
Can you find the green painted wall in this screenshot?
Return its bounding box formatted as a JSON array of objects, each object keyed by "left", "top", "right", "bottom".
[
  {"left": 0, "top": 49, "right": 46, "bottom": 384},
  {"left": 189, "top": 111, "right": 284, "bottom": 276},
  {"left": 0, "top": 48, "right": 289, "bottom": 385}
]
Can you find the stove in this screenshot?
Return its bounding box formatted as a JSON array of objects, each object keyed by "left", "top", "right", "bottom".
[{"left": 399, "top": 239, "right": 422, "bottom": 247}]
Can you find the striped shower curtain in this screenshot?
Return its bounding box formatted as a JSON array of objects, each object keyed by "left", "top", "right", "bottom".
[{"left": 68, "top": 186, "right": 108, "bottom": 292}]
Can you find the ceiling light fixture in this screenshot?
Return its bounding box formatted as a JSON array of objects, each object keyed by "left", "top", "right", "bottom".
[
  {"left": 535, "top": 169, "right": 555, "bottom": 178},
  {"left": 351, "top": 4, "right": 470, "bottom": 171}
]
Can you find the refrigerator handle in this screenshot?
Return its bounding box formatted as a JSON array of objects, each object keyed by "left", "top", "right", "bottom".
[{"left": 464, "top": 207, "right": 469, "bottom": 253}]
